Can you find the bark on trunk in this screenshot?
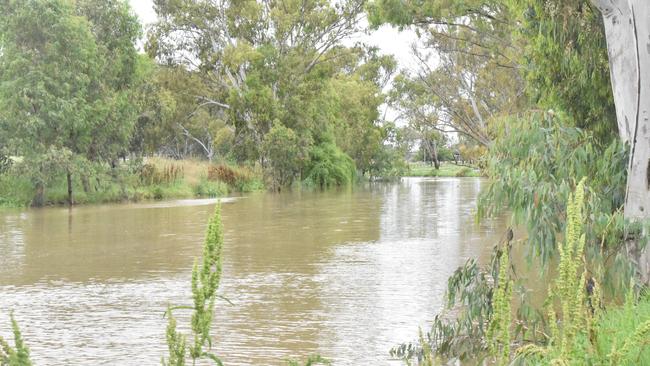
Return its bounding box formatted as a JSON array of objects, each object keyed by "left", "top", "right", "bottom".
[
  {"left": 32, "top": 182, "right": 44, "bottom": 207},
  {"left": 66, "top": 170, "right": 73, "bottom": 206},
  {"left": 81, "top": 174, "right": 91, "bottom": 194},
  {"left": 592, "top": 0, "right": 650, "bottom": 283},
  {"left": 431, "top": 140, "right": 440, "bottom": 170}
]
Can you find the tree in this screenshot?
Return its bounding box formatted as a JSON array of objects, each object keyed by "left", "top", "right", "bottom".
[
  {"left": 369, "top": 0, "right": 525, "bottom": 147},
  {"left": 260, "top": 123, "right": 305, "bottom": 190},
  {"left": 590, "top": 0, "right": 650, "bottom": 283},
  {"left": 147, "top": 0, "right": 393, "bottom": 184},
  {"left": 0, "top": 0, "right": 100, "bottom": 206},
  {"left": 511, "top": 0, "right": 616, "bottom": 142},
  {"left": 75, "top": 0, "right": 143, "bottom": 166},
  {"left": 0, "top": 0, "right": 143, "bottom": 205}
]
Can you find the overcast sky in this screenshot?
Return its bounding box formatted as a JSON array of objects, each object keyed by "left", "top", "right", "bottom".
[{"left": 127, "top": 0, "right": 420, "bottom": 71}]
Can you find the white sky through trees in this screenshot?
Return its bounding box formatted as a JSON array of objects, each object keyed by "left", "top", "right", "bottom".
[{"left": 127, "top": 0, "right": 419, "bottom": 124}]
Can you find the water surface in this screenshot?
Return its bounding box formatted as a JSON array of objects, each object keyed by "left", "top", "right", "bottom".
[{"left": 0, "top": 177, "right": 505, "bottom": 365}]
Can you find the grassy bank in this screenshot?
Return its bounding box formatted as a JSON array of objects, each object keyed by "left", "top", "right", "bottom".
[
  {"left": 404, "top": 162, "right": 481, "bottom": 177},
  {"left": 0, "top": 157, "right": 264, "bottom": 207}
]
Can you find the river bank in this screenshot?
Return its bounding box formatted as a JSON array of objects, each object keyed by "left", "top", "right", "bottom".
[
  {"left": 0, "top": 157, "right": 264, "bottom": 207},
  {"left": 0, "top": 159, "right": 483, "bottom": 208},
  {"left": 404, "top": 162, "right": 481, "bottom": 177}
]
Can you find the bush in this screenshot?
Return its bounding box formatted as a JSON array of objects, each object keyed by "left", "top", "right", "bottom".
[
  {"left": 140, "top": 163, "right": 184, "bottom": 186},
  {"left": 0, "top": 313, "right": 32, "bottom": 365},
  {"left": 0, "top": 173, "right": 33, "bottom": 207},
  {"left": 260, "top": 123, "right": 304, "bottom": 189},
  {"left": 152, "top": 186, "right": 164, "bottom": 200},
  {"left": 194, "top": 178, "right": 228, "bottom": 198},
  {"left": 303, "top": 142, "right": 356, "bottom": 188},
  {"left": 454, "top": 167, "right": 472, "bottom": 177},
  {"left": 207, "top": 164, "right": 263, "bottom": 192},
  {"left": 0, "top": 154, "right": 12, "bottom": 175}
]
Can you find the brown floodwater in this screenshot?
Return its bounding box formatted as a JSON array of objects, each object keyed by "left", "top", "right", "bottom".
[{"left": 0, "top": 177, "right": 507, "bottom": 365}]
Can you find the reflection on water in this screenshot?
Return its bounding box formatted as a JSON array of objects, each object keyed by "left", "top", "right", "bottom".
[{"left": 0, "top": 177, "right": 505, "bottom": 365}]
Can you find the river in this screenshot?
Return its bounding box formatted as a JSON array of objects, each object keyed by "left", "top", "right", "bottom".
[{"left": 0, "top": 177, "right": 506, "bottom": 365}]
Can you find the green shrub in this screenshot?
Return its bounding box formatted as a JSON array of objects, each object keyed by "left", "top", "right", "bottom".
[
  {"left": 454, "top": 167, "right": 472, "bottom": 177},
  {"left": 152, "top": 186, "right": 164, "bottom": 200},
  {"left": 0, "top": 174, "right": 33, "bottom": 207},
  {"left": 0, "top": 155, "right": 12, "bottom": 175},
  {"left": 207, "top": 164, "right": 263, "bottom": 192},
  {"left": 194, "top": 178, "right": 228, "bottom": 198},
  {"left": 303, "top": 142, "right": 356, "bottom": 188}
]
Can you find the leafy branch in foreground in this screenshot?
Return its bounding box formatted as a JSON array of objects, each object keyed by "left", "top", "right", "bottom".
[
  {"left": 0, "top": 313, "right": 32, "bottom": 366},
  {"left": 163, "top": 205, "right": 225, "bottom": 366}
]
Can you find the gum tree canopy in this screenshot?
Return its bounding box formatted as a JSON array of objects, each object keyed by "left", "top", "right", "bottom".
[{"left": 591, "top": 0, "right": 650, "bottom": 282}]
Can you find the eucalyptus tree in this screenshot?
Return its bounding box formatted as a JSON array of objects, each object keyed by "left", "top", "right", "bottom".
[
  {"left": 0, "top": 0, "right": 101, "bottom": 206},
  {"left": 75, "top": 0, "right": 143, "bottom": 167},
  {"left": 148, "top": 0, "right": 393, "bottom": 184},
  {"left": 368, "top": 0, "right": 525, "bottom": 147},
  {"left": 589, "top": 0, "right": 650, "bottom": 283},
  {"left": 0, "top": 0, "right": 143, "bottom": 205},
  {"left": 149, "top": 0, "right": 362, "bottom": 154}
]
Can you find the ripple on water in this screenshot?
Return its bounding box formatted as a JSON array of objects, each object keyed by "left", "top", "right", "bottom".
[{"left": 0, "top": 178, "right": 505, "bottom": 364}]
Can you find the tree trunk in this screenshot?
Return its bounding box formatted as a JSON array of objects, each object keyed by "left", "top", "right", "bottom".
[
  {"left": 431, "top": 140, "right": 440, "bottom": 170},
  {"left": 81, "top": 174, "right": 91, "bottom": 194},
  {"left": 32, "top": 182, "right": 44, "bottom": 207},
  {"left": 592, "top": 0, "right": 650, "bottom": 283},
  {"left": 66, "top": 170, "right": 74, "bottom": 206}
]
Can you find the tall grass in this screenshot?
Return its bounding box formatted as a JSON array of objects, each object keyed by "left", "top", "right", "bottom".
[
  {"left": 0, "top": 313, "right": 32, "bottom": 366},
  {"left": 164, "top": 205, "right": 225, "bottom": 365}
]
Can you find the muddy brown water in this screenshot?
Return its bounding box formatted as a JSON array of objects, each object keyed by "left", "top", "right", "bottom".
[{"left": 0, "top": 177, "right": 507, "bottom": 365}]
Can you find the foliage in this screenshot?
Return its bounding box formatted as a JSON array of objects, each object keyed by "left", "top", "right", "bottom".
[
  {"left": 164, "top": 205, "right": 225, "bottom": 366},
  {"left": 391, "top": 252, "right": 502, "bottom": 361},
  {"left": 0, "top": 313, "right": 32, "bottom": 366},
  {"left": 405, "top": 163, "right": 479, "bottom": 178},
  {"left": 194, "top": 178, "right": 229, "bottom": 198},
  {"left": 303, "top": 142, "right": 356, "bottom": 188},
  {"left": 373, "top": 0, "right": 524, "bottom": 147},
  {"left": 207, "top": 164, "right": 263, "bottom": 192},
  {"left": 0, "top": 0, "right": 142, "bottom": 205},
  {"left": 260, "top": 123, "right": 306, "bottom": 189},
  {"left": 512, "top": 179, "right": 650, "bottom": 365},
  {"left": 596, "top": 294, "right": 650, "bottom": 365},
  {"left": 0, "top": 155, "right": 12, "bottom": 176},
  {"left": 478, "top": 112, "right": 628, "bottom": 279},
  {"left": 509, "top": 0, "right": 616, "bottom": 142},
  {"left": 147, "top": 0, "right": 394, "bottom": 186}
]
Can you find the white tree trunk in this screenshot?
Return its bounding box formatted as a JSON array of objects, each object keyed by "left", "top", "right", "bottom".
[{"left": 592, "top": 0, "right": 650, "bottom": 283}]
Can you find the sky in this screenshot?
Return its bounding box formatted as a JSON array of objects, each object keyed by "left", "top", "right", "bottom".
[
  {"left": 127, "top": 0, "right": 420, "bottom": 71},
  {"left": 126, "top": 0, "right": 420, "bottom": 124}
]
